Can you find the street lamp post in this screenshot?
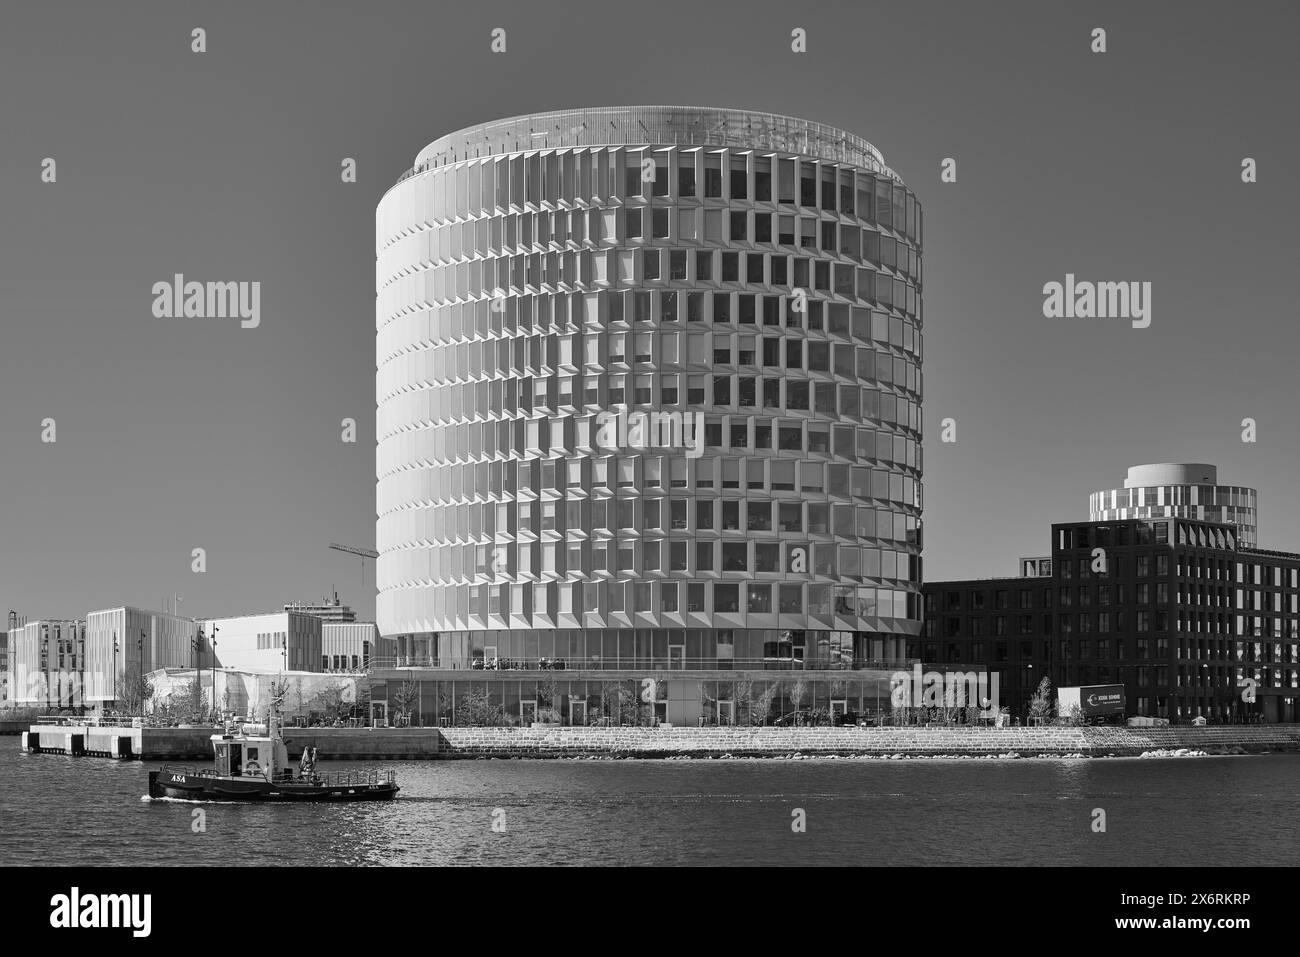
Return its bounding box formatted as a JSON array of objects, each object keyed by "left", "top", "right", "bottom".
[
  {"left": 40, "top": 634, "right": 50, "bottom": 712},
  {"left": 77, "top": 630, "right": 85, "bottom": 716},
  {"left": 8, "top": 611, "right": 21, "bottom": 709},
  {"left": 210, "top": 626, "right": 219, "bottom": 722},
  {"left": 192, "top": 626, "right": 204, "bottom": 717}
]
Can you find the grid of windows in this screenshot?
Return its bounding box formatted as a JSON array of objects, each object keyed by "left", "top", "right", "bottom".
[{"left": 377, "top": 108, "right": 923, "bottom": 646}]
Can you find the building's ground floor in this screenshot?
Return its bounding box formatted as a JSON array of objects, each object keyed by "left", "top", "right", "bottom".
[
  {"left": 368, "top": 664, "right": 1298, "bottom": 727},
  {"left": 1256, "top": 694, "right": 1297, "bottom": 722},
  {"left": 1148, "top": 689, "right": 1297, "bottom": 723},
  {"left": 365, "top": 665, "right": 1015, "bottom": 728}
]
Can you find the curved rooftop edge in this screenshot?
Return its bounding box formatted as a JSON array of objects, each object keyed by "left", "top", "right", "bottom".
[
  {"left": 391, "top": 105, "right": 904, "bottom": 190},
  {"left": 1123, "top": 463, "right": 1224, "bottom": 488}
]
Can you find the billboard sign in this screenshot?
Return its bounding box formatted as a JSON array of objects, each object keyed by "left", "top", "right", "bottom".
[{"left": 1059, "top": 684, "right": 1126, "bottom": 718}]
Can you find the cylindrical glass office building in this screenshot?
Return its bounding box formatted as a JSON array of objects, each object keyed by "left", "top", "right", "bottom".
[{"left": 376, "top": 106, "right": 924, "bottom": 673}]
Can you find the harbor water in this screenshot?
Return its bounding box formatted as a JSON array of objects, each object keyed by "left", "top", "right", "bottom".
[{"left": 1, "top": 746, "right": 1297, "bottom": 866}]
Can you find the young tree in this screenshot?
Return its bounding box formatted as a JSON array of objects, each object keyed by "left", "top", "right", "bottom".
[
  {"left": 734, "top": 678, "right": 763, "bottom": 726},
  {"left": 698, "top": 682, "right": 718, "bottom": 725},
  {"left": 307, "top": 684, "right": 349, "bottom": 723},
  {"left": 536, "top": 677, "right": 558, "bottom": 714},
  {"left": 390, "top": 676, "right": 419, "bottom": 727},
  {"left": 457, "top": 686, "right": 505, "bottom": 726},
  {"left": 115, "top": 665, "right": 154, "bottom": 715},
  {"left": 353, "top": 673, "right": 372, "bottom": 724},
  {"left": 180, "top": 676, "right": 205, "bottom": 722},
  {"left": 435, "top": 683, "right": 453, "bottom": 725},
  {"left": 610, "top": 681, "right": 650, "bottom": 726},
  {"left": 940, "top": 678, "right": 968, "bottom": 723},
  {"left": 1028, "top": 676, "right": 1055, "bottom": 724},
  {"left": 787, "top": 679, "right": 808, "bottom": 723},
  {"left": 750, "top": 682, "right": 778, "bottom": 725}
]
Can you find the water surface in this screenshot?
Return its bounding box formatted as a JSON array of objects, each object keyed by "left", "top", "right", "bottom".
[{"left": 2, "top": 746, "right": 1296, "bottom": 866}]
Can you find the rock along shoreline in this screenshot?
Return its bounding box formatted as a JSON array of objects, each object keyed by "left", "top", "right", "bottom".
[{"left": 428, "top": 726, "right": 1296, "bottom": 761}]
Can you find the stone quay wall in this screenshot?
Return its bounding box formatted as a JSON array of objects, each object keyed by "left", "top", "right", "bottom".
[
  {"left": 21, "top": 722, "right": 1300, "bottom": 760},
  {"left": 432, "top": 724, "right": 1300, "bottom": 758}
]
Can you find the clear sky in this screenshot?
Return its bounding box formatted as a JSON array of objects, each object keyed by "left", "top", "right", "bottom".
[{"left": 1, "top": 0, "right": 1297, "bottom": 625}]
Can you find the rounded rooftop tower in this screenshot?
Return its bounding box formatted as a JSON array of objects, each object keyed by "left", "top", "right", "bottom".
[{"left": 1089, "top": 463, "right": 1257, "bottom": 546}]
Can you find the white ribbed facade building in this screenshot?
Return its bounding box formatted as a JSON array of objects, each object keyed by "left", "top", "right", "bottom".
[
  {"left": 84, "top": 606, "right": 199, "bottom": 704},
  {"left": 321, "top": 621, "right": 378, "bottom": 672},
  {"left": 376, "top": 106, "right": 923, "bottom": 672}
]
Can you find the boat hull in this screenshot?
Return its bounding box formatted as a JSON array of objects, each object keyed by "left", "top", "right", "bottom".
[{"left": 148, "top": 770, "right": 399, "bottom": 802}]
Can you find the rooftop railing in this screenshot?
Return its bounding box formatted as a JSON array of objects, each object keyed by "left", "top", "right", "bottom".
[
  {"left": 33, "top": 713, "right": 382, "bottom": 730},
  {"left": 35, "top": 714, "right": 222, "bottom": 728}
]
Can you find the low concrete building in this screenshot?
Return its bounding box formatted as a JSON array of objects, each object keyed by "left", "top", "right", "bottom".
[{"left": 201, "top": 612, "right": 323, "bottom": 673}]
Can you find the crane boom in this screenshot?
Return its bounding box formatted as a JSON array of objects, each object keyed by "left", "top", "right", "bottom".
[
  {"left": 329, "top": 542, "right": 379, "bottom": 559},
  {"left": 329, "top": 542, "right": 379, "bottom": 588}
]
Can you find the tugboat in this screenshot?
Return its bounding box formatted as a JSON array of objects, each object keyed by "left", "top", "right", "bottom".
[{"left": 148, "top": 702, "right": 399, "bottom": 802}]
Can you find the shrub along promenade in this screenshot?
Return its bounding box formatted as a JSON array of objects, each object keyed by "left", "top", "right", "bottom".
[{"left": 18, "top": 720, "right": 1300, "bottom": 760}]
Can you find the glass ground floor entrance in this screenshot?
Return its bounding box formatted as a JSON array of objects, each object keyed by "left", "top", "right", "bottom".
[{"left": 367, "top": 666, "right": 1004, "bottom": 728}]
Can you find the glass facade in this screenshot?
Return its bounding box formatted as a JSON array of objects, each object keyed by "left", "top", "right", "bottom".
[
  {"left": 369, "top": 671, "right": 907, "bottom": 728},
  {"left": 376, "top": 106, "right": 923, "bottom": 665}
]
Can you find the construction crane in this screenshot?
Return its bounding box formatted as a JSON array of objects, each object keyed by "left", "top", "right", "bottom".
[{"left": 329, "top": 542, "right": 379, "bottom": 588}]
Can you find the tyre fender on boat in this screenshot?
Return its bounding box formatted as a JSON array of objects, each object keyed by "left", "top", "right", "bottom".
[{"left": 245, "top": 760, "right": 262, "bottom": 776}]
